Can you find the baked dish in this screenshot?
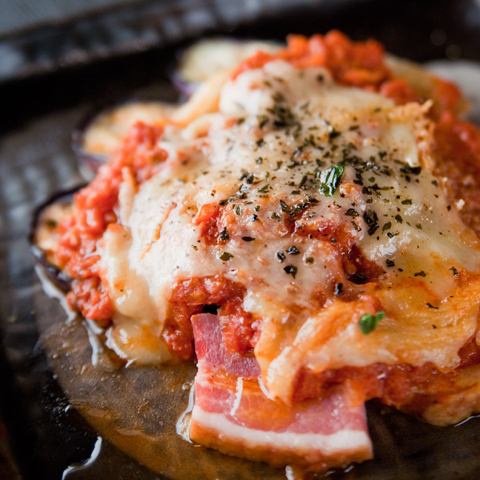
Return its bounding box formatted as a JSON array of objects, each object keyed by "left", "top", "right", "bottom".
[{"left": 33, "top": 32, "right": 480, "bottom": 476}]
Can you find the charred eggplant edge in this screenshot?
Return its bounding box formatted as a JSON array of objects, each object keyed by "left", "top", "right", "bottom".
[{"left": 30, "top": 185, "right": 85, "bottom": 293}]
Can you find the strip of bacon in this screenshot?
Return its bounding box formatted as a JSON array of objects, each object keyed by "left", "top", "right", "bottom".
[{"left": 189, "top": 314, "right": 372, "bottom": 470}]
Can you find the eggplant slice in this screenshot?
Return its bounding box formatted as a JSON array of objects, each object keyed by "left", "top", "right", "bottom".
[
  {"left": 31, "top": 190, "right": 284, "bottom": 480},
  {"left": 30, "top": 42, "right": 480, "bottom": 479},
  {"left": 72, "top": 101, "right": 176, "bottom": 178},
  {"left": 30, "top": 186, "right": 85, "bottom": 292},
  {"left": 172, "top": 38, "right": 281, "bottom": 97}
]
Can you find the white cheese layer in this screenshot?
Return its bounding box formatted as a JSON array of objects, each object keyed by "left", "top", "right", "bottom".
[{"left": 100, "top": 60, "right": 480, "bottom": 401}]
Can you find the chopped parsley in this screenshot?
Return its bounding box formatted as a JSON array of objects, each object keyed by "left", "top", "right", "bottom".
[
  {"left": 219, "top": 228, "right": 229, "bottom": 241},
  {"left": 359, "top": 311, "right": 385, "bottom": 334},
  {"left": 450, "top": 266, "right": 459, "bottom": 276},
  {"left": 400, "top": 165, "right": 422, "bottom": 175},
  {"left": 219, "top": 252, "right": 234, "bottom": 261},
  {"left": 328, "top": 128, "right": 341, "bottom": 140},
  {"left": 345, "top": 208, "right": 359, "bottom": 217},
  {"left": 280, "top": 199, "right": 290, "bottom": 212},
  {"left": 319, "top": 163, "right": 344, "bottom": 197},
  {"left": 283, "top": 264, "right": 298, "bottom": 278},
  {"left": 363, "top": 209, "right": 379, "bottom": 235},
  {"left": 45, "top": 218, "right": 57, "bottom": 229}
]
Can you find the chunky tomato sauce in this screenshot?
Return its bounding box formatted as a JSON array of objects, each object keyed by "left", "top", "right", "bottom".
[
  {"left": 53, "top": 32, "right": 480, "bottom": 413},
  {"left": 55, "top": 122, "right": 166, "bottom": 324},
  {"left": 164, "top": 275, "right": 257, "bottom": 360},
  {"left": 234, "top": 31, "right": 417, "bottom": 104}
]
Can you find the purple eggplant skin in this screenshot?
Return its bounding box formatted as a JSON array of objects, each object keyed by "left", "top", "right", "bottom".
[
  {"left": 71, "top": 98, "right": 153, "bottom": 178},
  {"left": 170, "top": 68, "right": 198, "bottom": 99},
  {"left": 30, "top": 185, "right": 85, "bottom": 293},
  {"left": 168, "top": 41, "right": 205, "bottom": 99},
  {"left": 71, "top": 103, "right": 112, "bottom": 178}
]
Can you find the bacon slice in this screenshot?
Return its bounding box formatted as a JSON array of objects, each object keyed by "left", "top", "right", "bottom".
[{"left": 189, "top": 313, "right": 373, "bottom": 470}]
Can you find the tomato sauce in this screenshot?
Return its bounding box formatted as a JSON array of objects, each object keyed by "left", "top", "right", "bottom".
[
  {"left": 164, "top": 275, "right": 257, "bottom": 360},
  {"left": 55, "top": 122, "right": 166, "bottom": 324},
  {"left": 194, "top": 203, "right": 224, "bottom": 245},
  {"left": 233, "top": 31, "right": 417, "bottom": 104}
]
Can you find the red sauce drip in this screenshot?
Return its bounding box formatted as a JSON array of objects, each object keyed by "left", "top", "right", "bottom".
[{"left": 56, "top": 122, "right": 167, "bottom": 324}]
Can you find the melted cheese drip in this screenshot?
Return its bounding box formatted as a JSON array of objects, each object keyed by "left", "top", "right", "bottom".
[{"left": 100, "top": 60, "right": 480, "bottom": 400}]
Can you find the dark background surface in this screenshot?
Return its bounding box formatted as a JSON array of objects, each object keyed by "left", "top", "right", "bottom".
[
  {"left": 0, "top": 0, "right": 362, "bottom": 84},
  {"left": 2, "top": 0, "right": 480, "bottom": 479},
  {"left": 0, "top": 0, "right": 143, "bottom": 35}
]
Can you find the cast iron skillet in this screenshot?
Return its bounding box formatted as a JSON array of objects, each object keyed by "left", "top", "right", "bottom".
[{"left": 2, "top": 0, "right": 480, "bottom": 478}]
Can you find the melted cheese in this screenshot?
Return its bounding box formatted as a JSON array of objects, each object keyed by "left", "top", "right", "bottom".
[{"left": 100, "top": 60, "right": 480, "bottom": 400}]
